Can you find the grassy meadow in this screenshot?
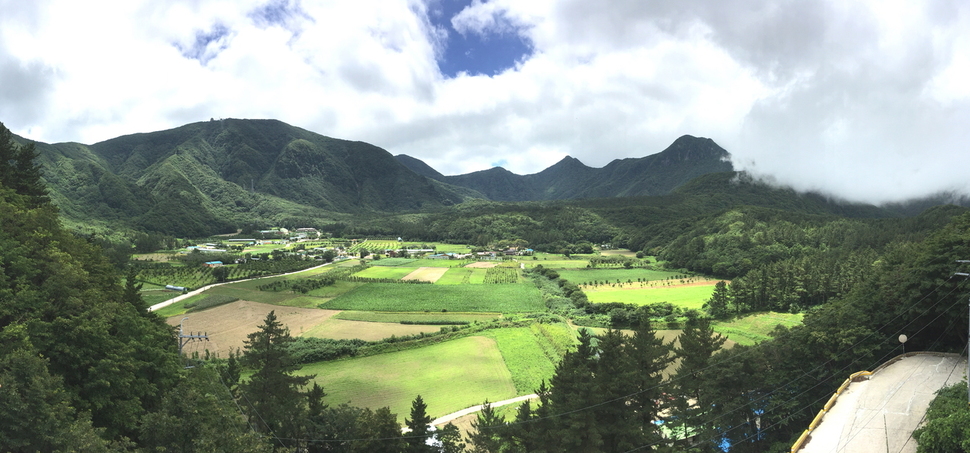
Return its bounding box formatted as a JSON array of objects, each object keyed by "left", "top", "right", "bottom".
[
  {"left": 712, "top": 312, "right": 804, "bottom": 346},
  {"left": 298, "top": 335, "right": 518, "bottom": 422},
  {"left": 556, "top": 268, "right": 688, "bottom": 284},
  {"left": 584, "top": 283, "right": 719, "bottom": 309}
]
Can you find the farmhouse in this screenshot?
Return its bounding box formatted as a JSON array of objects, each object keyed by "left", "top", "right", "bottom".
[{"left": 203, "top": 261, "right": 224, "bottom": 268}]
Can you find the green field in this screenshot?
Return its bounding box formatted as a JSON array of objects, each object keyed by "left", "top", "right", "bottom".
[
  {"left": 370, "top": 258, "right": 418, "bottom": 266},
  {"left": 322, "top": 283, "right": 544, "bottom": 312},
  {"left": 712, "top": 312, "right": 804, "bottom": 346},
  {"left": 302, "top": 319, "right": 449, "bottom": 341},
  {"left": 141, "top": 289, "right": 180, "bottom": 308},
  {"left": 435, "top": 268, "right": 488, "bottom": 285},
  {"left": 584, "top": 284, "right": 718, "bottom": 309},
  {"left": 479, "top": 328, "right": 556, "bottom": 395},
  {"left": 555, "top": 268, "right": 687, "bottom": 285},
  {"left": 333, "top": 311, "right": 502, "bottom": 323},
  {"left": 298, "top": 335, "right": 517, "bottom": 421},
  {"left": 522, "top": 259, "right": 591, "bottom": 269},
  {"left": 152, "top": 293, "right": 206, "bottom": 317},
  {"left": 352, "top": 266, "right": 414, "bottom": 280}
]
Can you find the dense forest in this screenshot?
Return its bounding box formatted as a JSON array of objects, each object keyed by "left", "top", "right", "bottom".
[{"left": 5, "top": 120, "right": 970, "bottom": 452}]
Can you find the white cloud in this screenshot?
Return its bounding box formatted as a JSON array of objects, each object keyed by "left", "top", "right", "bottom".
[{"left": 1, "top": 0, "right": 968, "bottom": 203}]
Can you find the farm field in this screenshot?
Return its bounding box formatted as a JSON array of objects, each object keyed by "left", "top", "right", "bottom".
[
  {"left": 322, "top": 283, "right": 544, "bottom": 312},
  {"left": 166, "top": 300, "right": 340, "bottom": 358},
  {"left": 352, "top": 266, "right": 414, "bottom": 280},
  {"left": 140, "top": 287, "right": 181, "bottom": 307},
  {"left": 402, "top": 267, "right": 450, "bottom": 282},
  {"left": 556, "top": 268, "right": 691, "bottom": 285},
  {"left": 584, "top": 282, "right": 719, "bottom": 309},
  {"left": 372, "top": 258, "right": 477, "bottom": 268},
  {"left": 479, "top": 324, "right": 575, "bottom": 394},
  {"left": 302, "top": 318, "right": 449, "bottom": 341},
  {"left": 298, "top": 335, "right": 518, "bottom": 422},
  {"left": 712, "top": 311, "right": 804, "bottom": 346},
  {"left": 333, "top": 311, "right": 502, "bottom": 323},
  {"left": 598, "top": 249, "right": 638, "bottom": 257},
  {"left": 435, "top": 267, "right": 489, "bottom": 284},
  {"left": 522, "top": 259, "right": 590, "bottom": 269}
]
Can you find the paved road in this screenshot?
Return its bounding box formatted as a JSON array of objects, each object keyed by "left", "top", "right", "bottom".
[
  {"left": 799, "top": 352, "right": 966, "bottom": 453},
  {"left": 147, "top": 262, "right": 334, "bottom": 312}
]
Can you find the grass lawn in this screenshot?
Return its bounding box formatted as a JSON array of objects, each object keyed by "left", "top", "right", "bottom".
[
  {"left": 584, "top": 284, "right": 718, "bottom": 310},
  {"left": 333, "top": 311, "right": 502, "bottom": 323},
  {"left": 322, "top": 283, "right": 544, "bottom": 313},
  {"left": 299, "top": 336, "right": 517, "bottom": 422},
  {"left": 712, "top": 311, "right": 804, "bottom": 346}
]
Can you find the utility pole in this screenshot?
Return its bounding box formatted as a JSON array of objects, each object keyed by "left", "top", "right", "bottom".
[{"left": 178, "top": 317, "right": 209, "bottom": 359}]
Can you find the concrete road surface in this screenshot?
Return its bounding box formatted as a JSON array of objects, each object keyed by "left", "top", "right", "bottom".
[{"left": 799, "top": 352, "right": 966, "bottom": 453}]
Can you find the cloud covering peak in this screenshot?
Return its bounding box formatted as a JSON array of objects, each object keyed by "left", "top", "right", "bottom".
[{"left": 1, "top": 0, "right": 968, "bottom": 204}]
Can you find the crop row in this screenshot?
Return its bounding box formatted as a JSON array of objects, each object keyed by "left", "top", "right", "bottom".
[
  {"left": 137, "top": 259, "right": 321, "bottom": 289},
  {"left": 322, "top": 283, "right": 544, "bottom": 312},
  {"left": 483, "top": 267, "right": 520, "bottom": 284}
]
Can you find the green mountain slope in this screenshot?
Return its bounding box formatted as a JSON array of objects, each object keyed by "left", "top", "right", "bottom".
[
  {"left": 26, "top": 119, "right": 474, "bottom": 236},
  {"left": 408, "top": 134, "right": 732, "bottom": 201}
]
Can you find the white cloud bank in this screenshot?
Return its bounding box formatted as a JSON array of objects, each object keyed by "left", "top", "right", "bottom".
[{"left": 1, "top": 0, "right": 968, "bottom": 204}]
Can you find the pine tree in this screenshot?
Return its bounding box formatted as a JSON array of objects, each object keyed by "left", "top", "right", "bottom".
[
  {"left": 404, "top": 394, "right": 434, "bottom": 453},
  {"left": 669, "top": 318, "right": 726, "bottom": 448},
  {"left": 626, "top": 320, "right": 675, "bottom": 447},
  {"left": 703, "top": 280, "right": 732, "bottom": 318},
  {"left": 240, "top": 310, "right": 314, "bottom": 446},
  {"left": 467, "top": 400, "right": 505, "bottom": 453},
  {"left": 545, "top": 328, "right": 601, "bottom": 451},
  {"left": 0, "top": 123, "right": 49, "bottom": 207}
]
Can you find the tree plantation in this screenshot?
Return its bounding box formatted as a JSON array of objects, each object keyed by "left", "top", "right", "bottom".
[{"left": 4, "top": 121, "right": 970, "bottom": 452}]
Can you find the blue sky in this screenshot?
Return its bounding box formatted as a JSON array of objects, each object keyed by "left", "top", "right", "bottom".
[
  {"left": 427, "top": 0, "right": 533, "bottom": 77},
  {"left": 1, "top": 0, "right": 969, "bottom": 204}
]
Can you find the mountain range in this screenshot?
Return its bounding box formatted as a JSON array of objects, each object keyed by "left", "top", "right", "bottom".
[
  {"left": 396, "top": 134, "right": 732, "bottom": 202},
  {"left": 16, "top": 118, "right": 736, "bottom": 236}
]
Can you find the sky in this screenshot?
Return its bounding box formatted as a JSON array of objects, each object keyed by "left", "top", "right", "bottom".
[{"left": 1, "top": 0, "right": 969, "bottom": 204}]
